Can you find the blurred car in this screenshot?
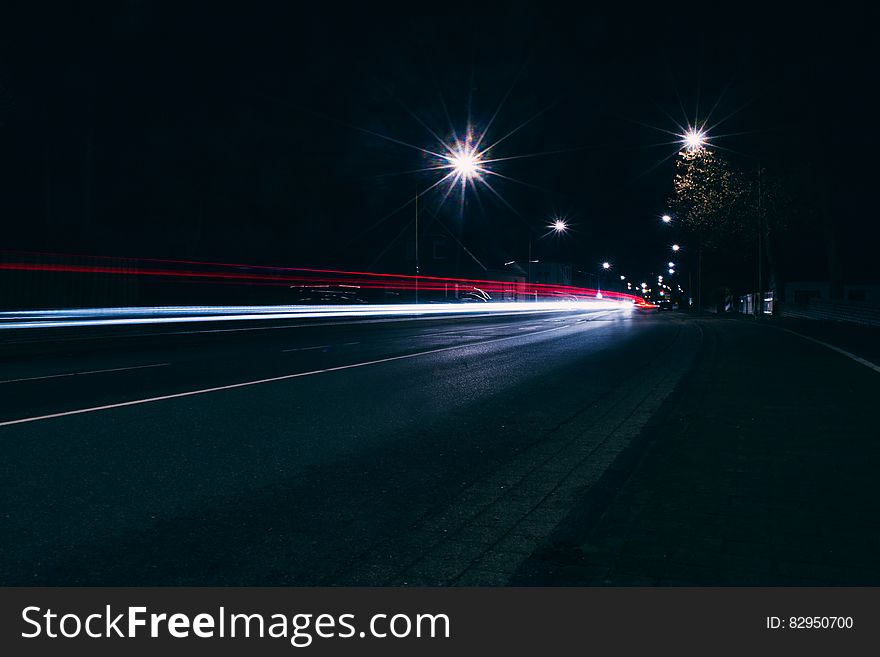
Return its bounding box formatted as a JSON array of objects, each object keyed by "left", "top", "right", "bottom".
[{"left": 657, "top": 299, "right": 674, "bottom": 311}]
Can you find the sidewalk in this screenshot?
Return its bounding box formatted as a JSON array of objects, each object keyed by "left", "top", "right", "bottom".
[{"left": 512, "top": 316, "right": 880, "bottom": 585}]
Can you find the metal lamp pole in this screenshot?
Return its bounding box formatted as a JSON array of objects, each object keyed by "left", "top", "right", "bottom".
[{"left": 414, "top": 191, "right": 419, "bottom": 304}]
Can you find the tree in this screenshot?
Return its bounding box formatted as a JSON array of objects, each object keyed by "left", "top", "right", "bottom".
[
  {"left": 670, "top": 146, "right": 808, "bottom": 309},
  {"left": 668, "top": 147, "right": 751, "bottom": 310},
  {"left": 669, "top": 147, "right": 748, "bottom": 250}
]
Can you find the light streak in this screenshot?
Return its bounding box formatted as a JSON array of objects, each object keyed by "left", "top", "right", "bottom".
[
  {"left": 0, "top": 256, "right": 643, "bottom": 303},
  {"left": 0, "top": 300, "right": 633, "bottom": 330}
]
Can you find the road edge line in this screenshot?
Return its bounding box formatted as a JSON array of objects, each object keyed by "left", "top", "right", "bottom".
[{"left": 773, "top": 326, "right": 880, "bottom": 374}]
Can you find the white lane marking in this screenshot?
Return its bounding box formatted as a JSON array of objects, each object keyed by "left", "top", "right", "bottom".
[
  {"left": 777, "top": 327, "right": 880, "bottom": 374},
  {"left": 0, "top": 319, "right": 597, "bottom": 428},
  {"left": 0, "top": 363, "right": 169, "bottom": 385}
]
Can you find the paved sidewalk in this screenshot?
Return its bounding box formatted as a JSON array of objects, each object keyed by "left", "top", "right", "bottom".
[{"left": 512, "top": 317, "right": 880, "bottom": 585}]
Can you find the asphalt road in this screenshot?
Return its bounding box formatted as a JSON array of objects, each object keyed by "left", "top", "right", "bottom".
[
  {"left": 2, "top": 304, "right": 701, "bottom": 585},
  {"left": 6, "top": 308, "right": 880, "bottom": 586}
]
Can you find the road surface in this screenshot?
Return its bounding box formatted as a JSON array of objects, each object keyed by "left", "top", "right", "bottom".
[
  {"left": 1, "top": 307, "right": 875, "bottom": 585},
  {"left": 1, "top": 305, "right": 696, "bottom": 584}
]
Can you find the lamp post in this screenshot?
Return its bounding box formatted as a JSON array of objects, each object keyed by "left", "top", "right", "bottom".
[
  {"left": 673, "top": 126, "right": 770, "bottom": 316},
  {"left": 756, "top": 164, "right": 763, "bottom": 318},
  {"left": 524, "top": 218, "right": 568, "bottom": 301},
  {"left": 414, "top": 191, "right": 419, "bottom": 303},
  {"left": 675, "top": 126, "right": 708, "bottom": 311},
  {"left": 506, "top": 251, "right": 540, "bottom": 300},
  {"left": 684, "top": 129, "right": 763, "bottom": 316},
  {"left": 597, "top": 261, "right": 611, "bottom": 297}
]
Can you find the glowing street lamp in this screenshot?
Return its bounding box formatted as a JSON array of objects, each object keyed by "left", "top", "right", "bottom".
[
  {"left": 669, "top": 268, "right": 675, "bottom": 275},
  {"left": 595, "top": 261, "right": 611, "bottom": 297},
  {"left": 661, "top": 214, "right": 672, "bottom": 224},
  {"left": 548, "top": 218, "right": 568, "bottom": 233},
  {"left": 682, "top": 127, "right": 707, "bottom": 152},
  {"left": 449, "top": 151, "right": 480, "bottom": 179},
  {"left": 668, "top": 261, "right": 675, "bottom": 268},
  {"left": 524, "top": 217, "right": 568, "bottom": 301},
  {"left": 671, "top": 244, "right": 681, "bottom": 252}
]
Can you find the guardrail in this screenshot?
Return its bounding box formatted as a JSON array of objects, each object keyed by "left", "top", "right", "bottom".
[{"left": 778, "top": 300, "right": 880, "bottom": 326}]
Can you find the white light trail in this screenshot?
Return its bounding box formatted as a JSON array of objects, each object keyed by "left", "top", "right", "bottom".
[{"left": 0, "top": 301, "right": 631, "bottom": 330}]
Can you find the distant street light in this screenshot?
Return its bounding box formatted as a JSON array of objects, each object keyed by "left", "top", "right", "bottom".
[
  {"left": 619, "top": 275, "right": 626, "bottom": 280},
  {"left": 668, "top": 261, "right": 675, "bottom": 268},
  {"left": 669, "top": 268, "right": 675, "bottom": 274},
  {"left": 661, "top": 214, "right": 672, "bottom": 224},
  {"left": 671, "top": 244, "right": 681, "bottom": 252},
  {"left": 602, "top": 261, "right": 611, "bottom": 269}
]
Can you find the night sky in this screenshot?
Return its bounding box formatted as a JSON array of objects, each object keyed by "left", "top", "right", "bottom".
[{"left": 2, "top": 2, "right": 878, "bottom": 288}]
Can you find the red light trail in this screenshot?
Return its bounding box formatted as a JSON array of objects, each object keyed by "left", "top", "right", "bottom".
[{"left": 0, "top": 252, "right": 645, "bottom": 304}]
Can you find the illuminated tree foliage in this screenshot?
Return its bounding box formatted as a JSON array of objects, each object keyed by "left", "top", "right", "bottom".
[
  {"left": 669, "top": 146, "right": 806, "bottom": 296},
  {"left": 668, "top": 148, "right": 749, "bottom": 250}
]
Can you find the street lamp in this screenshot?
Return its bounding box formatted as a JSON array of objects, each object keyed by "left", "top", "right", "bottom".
[
  {"left": 444, "top": 138, "right": 485, "bottom": 181},
  {"left": 596, "top": 261, "right": 611, "bottom": 297},
  {"left": 449, "top": 151, "right": 480, "bottom": 179},
  {"left": 523, "top": 217, "right": 568, "bottom": 301},
  {"left": 671, "top": 244, "right": 681, "bottom": 252},
  {"left": 682, "top": 127, "right": 707, "bottom": 152},
  {"left": 661, "top": 214, "right": 672, "bottom": 224},
  {"left": 549, "top": 218, "right": 568, "bottom": 233}
]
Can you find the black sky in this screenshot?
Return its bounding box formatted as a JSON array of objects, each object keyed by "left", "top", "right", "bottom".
[{"left": 2, "top": 2, "right": 878, "bottom": 286}]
